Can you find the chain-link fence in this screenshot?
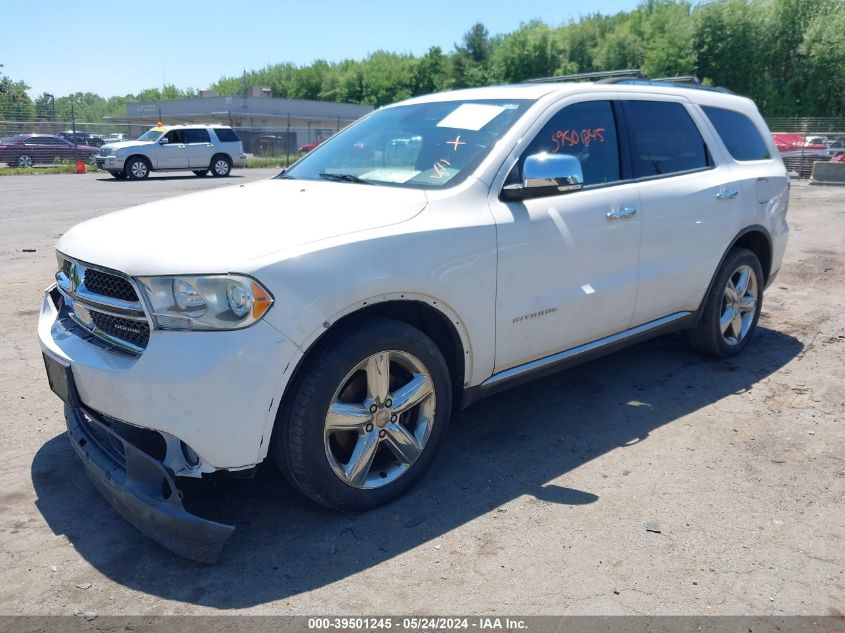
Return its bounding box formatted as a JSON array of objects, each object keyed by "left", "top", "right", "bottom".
[
  {"left": 0, "top": 117, "right": 336, "bottom": 169},
  {"left": 2, "top": 109, "right": 844, "bottom": 175},
  {"left": 764, "top": 117, "right": 845, "bottom": 178}
]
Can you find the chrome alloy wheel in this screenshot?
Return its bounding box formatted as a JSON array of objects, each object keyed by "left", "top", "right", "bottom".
[
  {"left": 130, "top": 160, "right": 148, "bottom": 178},
  {"left": 720, "top": 264, "right": 758, "bottom": 345},
  {"left": 17, "top": 155, "right": 33, "bottom": 168},
  {"left": 324, "top": 350, "right": 436, "bottom": 489}
]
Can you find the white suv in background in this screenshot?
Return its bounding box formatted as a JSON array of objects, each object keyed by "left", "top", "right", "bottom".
[
  {"left": 96, "top": 124, "right": 247, "bottom": 179},
  {"left": 40, "top": 77, "right": 788, "bottom": 562}
]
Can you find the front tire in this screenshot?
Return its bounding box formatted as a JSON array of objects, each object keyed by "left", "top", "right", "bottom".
[
  {"left": 125, "top": 157, "right": 150, "bottom": 180},
  {"left": 273, "top": 317, "right": 452, "bottom": 511},
  {"left": 17, "top": 155, "right": 33, "bottom": 168},
  {"left": 689, "top": 247, "right": 764, "bottom": 357}
]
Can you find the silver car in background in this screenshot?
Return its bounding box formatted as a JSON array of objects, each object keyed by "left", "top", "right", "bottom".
[{"left": 96, "top": 124, "right": 247, "bottom": 179}]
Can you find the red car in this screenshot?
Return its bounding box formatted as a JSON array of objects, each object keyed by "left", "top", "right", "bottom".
[
  {"left": 831, "top": 153, "right": 845, "bottom": 163},
  {"left": 298, "top": 138, "right": 325, "bottom": 153},
  {"left": 0, "top": 134, "right": 98, "bottom": 167}
]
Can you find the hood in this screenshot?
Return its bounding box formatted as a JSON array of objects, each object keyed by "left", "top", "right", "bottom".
[
  {"left": 57, "top": 178, "right": 428, "bottom": 275},
  {"left": 102, "top": 140, "right": 153, "bottom": 152}
]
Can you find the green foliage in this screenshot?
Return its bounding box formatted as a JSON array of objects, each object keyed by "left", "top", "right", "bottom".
[
  {"left": 0, "top": 74, "right": 34, "bottom": 121},
  {"left": 205, "top": 0, "right": 844, "bottom": 115},
  {"left": 4, "top": 0, "right": 844, "bottom": 119}
]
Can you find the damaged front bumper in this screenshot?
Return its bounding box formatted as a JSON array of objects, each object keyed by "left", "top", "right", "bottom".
[{"left": 65, "top": 404, "right": 234, "bottom": 563}]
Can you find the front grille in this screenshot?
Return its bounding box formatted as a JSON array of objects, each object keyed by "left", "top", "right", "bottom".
[
  {"left": 90, "top": 311, "right": 150, "bottom": 349},
  {"left": 57, "top": 256, "right": 151, "bottom": 355},
  {"left": 98, "top": 146, "right": 111, "bottom": 157},
  {"left": 83, "top": 268, "right": 139, "bottom": 302}
]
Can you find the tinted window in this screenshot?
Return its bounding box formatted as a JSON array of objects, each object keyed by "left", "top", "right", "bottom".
[
  {"left": 164, "top": 130, "right": 185, "bottom": 144},
  {"left": 623, "top": 100, "right": 711, "bottom": 178},
  {"left": 213, "top": 128, "right": 240, "bottom": 143},
  {"left": 184, "top": 129, "right": 210, "bottom": 144},
  {"left": 522, "top": 100, "right": 620, "bottom": 186},
  {"left": 702, "top": 106, "right": 770, "bottom": 161}
]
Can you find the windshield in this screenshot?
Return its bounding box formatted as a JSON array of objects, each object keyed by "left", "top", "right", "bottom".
[
  {"left": 0, "top": 135, "right": 26, "bottom": 144},
  {"left": 137, "top": 128, "right": 164, "bottom": 142},
  {"left": 283, "top": 99, "right": 532, "bottom": 188}
]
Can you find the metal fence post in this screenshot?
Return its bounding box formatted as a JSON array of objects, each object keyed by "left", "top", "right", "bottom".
[{"left": 71, "top": 102, "right": 78, "bottom": 163}]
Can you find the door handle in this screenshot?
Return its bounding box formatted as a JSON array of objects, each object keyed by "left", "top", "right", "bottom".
[
  {"left": 606, "top": 207, "right": 638, "bottom": 220},
  {"left": 716, "top": 188, "right": 738, "bottom": 199}
]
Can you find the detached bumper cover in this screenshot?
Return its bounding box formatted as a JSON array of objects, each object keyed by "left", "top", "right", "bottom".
[{"left": 65, "top": 406, "right": 234, "bottom": 563}]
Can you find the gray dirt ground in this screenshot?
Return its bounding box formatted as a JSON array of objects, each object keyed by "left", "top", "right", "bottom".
[{"left": 0, "top": 170, "right": 842, "bottom": 616}]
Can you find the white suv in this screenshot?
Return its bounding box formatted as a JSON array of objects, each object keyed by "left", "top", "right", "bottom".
[
  {"left": 40, "top": 78, "right": 789, "bottom": 562},
  {"left": 96, "top": 124, "right": 247, "bottom": 179}
]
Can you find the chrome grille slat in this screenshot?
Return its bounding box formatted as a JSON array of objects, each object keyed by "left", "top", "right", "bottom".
[{"left": 56, "top": 255, "right": 151, "bottom": 355}]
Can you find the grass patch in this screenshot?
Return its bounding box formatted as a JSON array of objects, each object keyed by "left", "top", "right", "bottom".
[
  {"left": 0, "top": 162, "right": 98, "bottom": 176},
  {"left": 245, "top": 154, "right": 303, "bottom": 169}
]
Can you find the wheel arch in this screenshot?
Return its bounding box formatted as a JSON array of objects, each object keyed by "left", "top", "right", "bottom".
[
  {"left": 698, "top": 224, "right": 773, "bottom": 315},
  {"left": 285, "top": 295, "right": 470, "bottom": 414},
  {"left": 125, "top": 153, "right": 152, "bottom": 170}
]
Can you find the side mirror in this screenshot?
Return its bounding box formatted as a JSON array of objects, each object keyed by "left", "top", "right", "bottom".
[
  {"left": 159, "top": 137, "right": 169, "bottom": 145},
  {"left": 502, "top": 152, "right": 584, "bottom": 200}
]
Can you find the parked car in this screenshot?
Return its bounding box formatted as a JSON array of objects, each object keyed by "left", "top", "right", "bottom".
[
  {"left": 96, "top": 124, "right": 246, "bottom": 179},
  {"left": 0, "top": 134, "right": 98, "bottom": 167},
  {"left": 104, "top": 133, "right": 126, "bottom": 144},
  {"left": 58, "top": 131, "right": 105, "bottom": 147},
  {"left": 831, "top": 153, "right": 845, "bottom": 163},
  {"left": 40, "top": 78, "right": 789, "bottom": 562},
  {"left": 299, "top": 138, "right": 325, "bottom": 153}
]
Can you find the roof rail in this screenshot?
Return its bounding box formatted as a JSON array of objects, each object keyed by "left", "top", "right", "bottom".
[
  {"left": 521, "top": 69, "right": 733, "bottom": 94},
  {"left": 522, "top": 69, "right": 646, "bottom": 84},
  {"left": 652, "top": 75, "right": 702, "bottom": 85}
]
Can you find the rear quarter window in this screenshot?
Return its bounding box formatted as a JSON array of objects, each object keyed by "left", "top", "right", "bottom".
[
  {"left": 213, "top": 128, "right": 240, "bottom": 143},
  {"left": 622, "top": 100, "right": 712, "bottom": 178},
  {"left": 702, "top": 106, "right": 771, "bottom": 161}
]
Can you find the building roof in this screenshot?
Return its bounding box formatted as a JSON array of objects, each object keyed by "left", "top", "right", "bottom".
[{"left": 107, "top": 95, "right": 374, "bottom": 123}]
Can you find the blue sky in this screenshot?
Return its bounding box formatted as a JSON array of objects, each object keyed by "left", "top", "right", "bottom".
[{"left": 3, "top": 0, "right": 641, "bottom": 99}]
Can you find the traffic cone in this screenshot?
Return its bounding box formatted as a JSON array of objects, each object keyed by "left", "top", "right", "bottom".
[{"left": 75, "top": 160, "right": 86, "bottom": 174}]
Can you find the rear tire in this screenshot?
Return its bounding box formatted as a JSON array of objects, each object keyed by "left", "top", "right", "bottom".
[
  {"left": 125, "top": 157, "right": 150, "bottom": 180},
  {"left": 210, "top": 154, "right": 231, "bottom": 177},
  {"left": 17, "top": 155, "right": 33, "bottom": 168},
  {"left": 689, "top": 247, "right": 764, "bottom": 357},
  {"left": 272, "top": 317, "right": 452, "bottom": 511}
]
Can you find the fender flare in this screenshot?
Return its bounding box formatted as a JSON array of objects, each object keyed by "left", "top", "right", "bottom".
[
  {"left": 256, "top": 292, "right": 474, "bottom": 462},
  {"left": 696, "top": 224, "right": 774, "bottom": 317}
]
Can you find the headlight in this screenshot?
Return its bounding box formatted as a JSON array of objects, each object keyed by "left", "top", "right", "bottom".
[{"left": 138, "top": 274, "right": 273, "bottom": 331}]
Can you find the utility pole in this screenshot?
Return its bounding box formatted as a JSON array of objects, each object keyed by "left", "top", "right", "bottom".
[
  {"left": 44, "top": 93, "right": 56, "bottom": 128},
  {"left": 286, "top": 113, "right": 291, "bottom": 168}
]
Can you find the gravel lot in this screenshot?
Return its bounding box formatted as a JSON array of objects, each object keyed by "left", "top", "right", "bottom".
[{"left": 0, "top": 171, "right": 842, "bottom": 616}]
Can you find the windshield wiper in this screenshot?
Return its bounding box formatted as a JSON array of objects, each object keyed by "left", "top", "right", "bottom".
[{"left": 318, "top": 172, "right": 372, "bottom": 185}]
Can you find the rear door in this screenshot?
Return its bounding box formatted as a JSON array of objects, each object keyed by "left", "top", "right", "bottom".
[
  {"left": 622, "top": 96, "right": 740, "bottom": 326},
  {"left": 184, "top": 128, "right": 215, "bottom": 169}
]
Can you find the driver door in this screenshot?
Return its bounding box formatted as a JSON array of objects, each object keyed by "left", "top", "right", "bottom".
[
  {"left": 155, "top": 129, "right": 188, "bottom": 169},
  {"left": 488, "top": 98, "right": 642, "bottom": 373}
]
